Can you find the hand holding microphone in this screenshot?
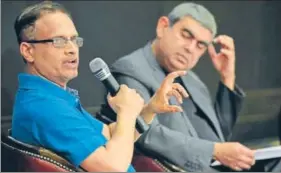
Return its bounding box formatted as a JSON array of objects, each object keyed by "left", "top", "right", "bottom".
[
  {"left": 89, "top": 57, "right": 189, "bottom": 133},
  {"left": 89, "top": 57, "right": 149, "bottom": 133},
  {"left": 106, "top": 84, "right": 144, "bottom": 122}
]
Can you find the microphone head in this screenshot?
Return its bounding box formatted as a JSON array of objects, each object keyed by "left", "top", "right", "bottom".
[{"left": 89, "top": 57, "right": 111, "bottom": 81}]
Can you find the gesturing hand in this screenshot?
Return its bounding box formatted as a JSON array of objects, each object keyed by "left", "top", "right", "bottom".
[{"left": 146, "top": 70, "right": 189, "bottom": 114}]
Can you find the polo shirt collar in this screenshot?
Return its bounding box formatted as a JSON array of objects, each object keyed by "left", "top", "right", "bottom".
[{"left": 18, "top": 73, "right": 79, "bottom": 104}]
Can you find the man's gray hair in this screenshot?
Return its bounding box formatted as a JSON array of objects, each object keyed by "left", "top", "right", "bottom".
[{"left": 168, "top": 2, "right": 217, "bottom": 37}]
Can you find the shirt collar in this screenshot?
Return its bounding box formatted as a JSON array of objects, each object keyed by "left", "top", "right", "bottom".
[{"left": 18, "top": 73, "right": 79, "bottom": 104}]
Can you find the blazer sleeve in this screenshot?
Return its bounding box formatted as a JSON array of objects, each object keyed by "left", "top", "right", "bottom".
[
  {"left": 113, "top": 74, "right": 218, "bottom": 172},
  {"left": 214, "top": 81, "right": 246, "bottom": 140}
]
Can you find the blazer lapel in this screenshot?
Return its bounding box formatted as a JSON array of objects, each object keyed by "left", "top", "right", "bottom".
[
  {"left": 180, "top": 73, "right": 225, "bottom": 141},
  {"left": 143, "top": 42, "right": 199, "bottom": 137}
]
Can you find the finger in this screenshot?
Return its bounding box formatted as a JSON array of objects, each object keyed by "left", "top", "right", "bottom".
[
  {"left": 214, "top": 35, "right": 235, "bottom": 50},
  {"left": 220, "top": 48, "right": 234, "bottom": 58},
  {"left": 119, "top": 84, "right": 128, "bottom": 89},
  {"left": 134, "top": 91, "right": 142, "bottom": 99},
  {"left": 163, "top": 71, "right": 187, "bottom": 85},
  {"left": 239, "top": 147, "right": 255, "bottom": 164},
  {"left": 162, "top": 105, "right": 183, "bottom": 113},
  {"left": 138, "top": 96, "right": 145, "bottom": 105},
  {"left": 237, "top": 161, "right": 251, "bottom": 170},
  {"left": 172, "top": 83, "right": 189, "bottom": 98},
  {"left": 208, "top": 44, "right": 218, "bottom": 59},
  {"left": 238, "top": 155, "right": 255, "bottom": 167},
  {"left": 131, "top": 88, "right": 137, "bottom": 94},
  {"left": 223, "top": 35, "right": 235, "bottom": 49},
  {"left": 230, "top": 165, "right": 242, "bottom": 172},
  {"left": 168, "top": 90, "right": 183, "bottom": 104},
  {"left": 213, "top": 35, "right": 223, "bottom": 44},
  {"left": 106, "top": 93, "right": 115, "bottom": 110},
  {"left": 250, "top": 150, "right": 256, "bottom": 166},
  {"left": 242, "top": 147, "right": 255, "bottom": 159},
  {"left": 251, "top": 159, "right": 256, "bottom": 166},
  {"left": 230, "top": 164, "right": 243, "bottom": 172},
  {"left": 118, "top": 84, "right": 128, "bottom": 94}
]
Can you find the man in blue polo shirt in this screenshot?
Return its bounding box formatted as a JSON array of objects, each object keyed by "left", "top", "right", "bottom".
[{"left": 11, "top": 1, "right": 188, "bottom": 172}]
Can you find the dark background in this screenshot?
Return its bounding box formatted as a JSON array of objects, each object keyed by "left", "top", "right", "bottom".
[{"left": 1, "top": 1, "right": 281, "bottom": 146}]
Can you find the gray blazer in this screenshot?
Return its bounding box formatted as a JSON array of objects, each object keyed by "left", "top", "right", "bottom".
[{"left": 109, "top": 42, "right": 245, "bottom": 171}]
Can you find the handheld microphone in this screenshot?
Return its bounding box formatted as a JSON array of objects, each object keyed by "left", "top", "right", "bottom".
[{"left": 89, "top": 57, "right": 149, "bottom": 133}]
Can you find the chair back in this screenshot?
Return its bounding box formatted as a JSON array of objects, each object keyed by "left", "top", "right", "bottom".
[{"left": 1, "top": 133, "right": 84, "bottom": 172}]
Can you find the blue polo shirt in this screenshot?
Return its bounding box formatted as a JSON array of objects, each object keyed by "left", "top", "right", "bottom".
[{"left": 12, "top": 73, "right": 135, "bottom": 172}]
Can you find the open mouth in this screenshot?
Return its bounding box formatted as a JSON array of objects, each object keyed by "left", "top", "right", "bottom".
[
  {"left": 72, "top": 59, "right": 77, "bottom": 63},
  {"left": 67, "top": 59, "right": 78, "bottom": 64},
  {"left": 64, "top": 59, "right": 78, "bottom": 68}
]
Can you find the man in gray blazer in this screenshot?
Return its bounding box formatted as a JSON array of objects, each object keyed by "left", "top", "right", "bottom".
[{"left": 103, "top": 2, "right": 281, "bottom": 172}]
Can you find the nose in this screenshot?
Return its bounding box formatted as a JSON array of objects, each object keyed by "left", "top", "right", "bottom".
[
  {"left": 184, "top": 39, "right": 197, "bottom": 53},
  {"left": 64, "top": 40, "right": 78, "bottom": 55}
]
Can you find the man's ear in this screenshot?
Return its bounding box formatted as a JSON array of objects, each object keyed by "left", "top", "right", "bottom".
[
  {"left": 20, "top": 42, "right": 35, "bottom": 63},
  {"left": 156, "top": 16, "right": 170, "bottom": 38}
]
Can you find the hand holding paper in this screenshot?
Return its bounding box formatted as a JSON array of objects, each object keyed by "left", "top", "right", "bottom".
[
  {"left": 212, "top": 142, "right": 256, "bottom": 171},
  {"left": 211, "top": 145, "right": 281, "bottom": 169}
]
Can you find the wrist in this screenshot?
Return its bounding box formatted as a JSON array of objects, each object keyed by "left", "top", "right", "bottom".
[
  {"left": 117, "top": 110, "right": 138, "bottom": 121},
  {"left": 213, "top": 142, "right": 222, "bottom": 160},
  {"left": 141, "top": 104, "right": 154, "bottom": 115},
  {"left": 140, "top": 104, "right": 155, "bottom": 124},
  {"left": 221, "top": 75, "right": 235, "bottom": 91}
]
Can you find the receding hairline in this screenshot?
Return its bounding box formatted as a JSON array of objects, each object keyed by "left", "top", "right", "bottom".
[{"left": 15, "top": 1, "right": 72, "bottom": 44}]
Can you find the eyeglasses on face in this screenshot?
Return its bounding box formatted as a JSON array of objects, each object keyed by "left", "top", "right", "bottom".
[{"left": 23, "top": 36, "right": 83, "bottom": 48}]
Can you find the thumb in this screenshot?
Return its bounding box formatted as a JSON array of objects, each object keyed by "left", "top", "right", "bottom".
[
  {"left": 163, "top": 105, "right": 183, "bottom": 113},
  {"left": 208, "top": 44, "right": 218, "bottom": 59}
]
